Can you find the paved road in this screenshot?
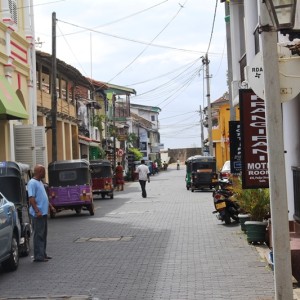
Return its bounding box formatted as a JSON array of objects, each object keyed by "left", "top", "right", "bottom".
[{"left": 0, "top": 164, "right": 275, "bottom": 300}]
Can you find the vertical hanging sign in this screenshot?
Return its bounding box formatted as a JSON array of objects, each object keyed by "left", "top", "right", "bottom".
[
  {"left": 239, "top": 89, "right": 269, "bottom": 189},
  {"left": 229, "top": 121, "right": 242, "bottom": 175}
]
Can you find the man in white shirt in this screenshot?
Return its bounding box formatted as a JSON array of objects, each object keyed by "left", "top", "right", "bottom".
[{"left": 136, "top": 160, "right": 150, "bottom": 198}]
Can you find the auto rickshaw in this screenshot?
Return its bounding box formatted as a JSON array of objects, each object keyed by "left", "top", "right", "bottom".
[
  {"left": 189, "top": 155, "right": 218, "bottom": 191},
  {"left": 48, "top": 159, "right": 94, "bottom": 217},
  {"left": 185, "top": 156, "right": 194, "bottom": 190},
  {"left": 0, "top": 161, "right": 32, "bottom": 256},
  {"left": 90, "top": 159, "right": 114, "bottom": 199}
]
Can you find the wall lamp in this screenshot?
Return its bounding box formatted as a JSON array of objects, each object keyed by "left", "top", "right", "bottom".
[{"left": 264, "top": 0, "right": 300, "bottom": 40}]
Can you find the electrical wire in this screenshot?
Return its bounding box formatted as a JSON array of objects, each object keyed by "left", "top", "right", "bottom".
[
  {"left": 0, "top": 0, "right": 66, "bottom": 12},
  {"left": 107, "top": 0, "right": 188, "bottom": 83},
  {"left": 159, "top": 111, "right": 196, "bottom": 120},
  {"left": 124, "top": 56, "right": 203, "bottom": 87},
  {"left": 58, "top": 1, "right": 169, "bottom": 33},
  {"left": 206, "top": 0, "right": 218, "bottom": 54}
]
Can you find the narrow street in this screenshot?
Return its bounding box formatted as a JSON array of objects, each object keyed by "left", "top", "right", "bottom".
[{"left": 0, "top": 164, "right": 275, "bottom": 300}]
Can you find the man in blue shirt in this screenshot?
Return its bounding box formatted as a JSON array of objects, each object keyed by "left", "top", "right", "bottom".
[{"left": 28, "top": 164, "right": 55, "bottom": 262}]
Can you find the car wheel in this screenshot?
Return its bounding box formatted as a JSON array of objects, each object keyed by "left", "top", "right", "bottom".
[
  {"left": 20, "top": 232, "right": 30, "bottom": 257},
  {"left": 89, "top": 203, "right": 95, "bottom": 216},
  {"left": 2, "top": 233, "right": 19, "bottom": 272}
]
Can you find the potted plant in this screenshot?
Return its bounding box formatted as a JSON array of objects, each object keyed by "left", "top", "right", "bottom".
[{"left": 233, "top": 178, "right": 270, "bottom": 243}]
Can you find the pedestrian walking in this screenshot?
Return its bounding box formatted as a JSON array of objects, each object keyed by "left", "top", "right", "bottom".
[
  {"left": 115, "top": 162, "right": 124, "bottom": 191},
  {"left": 136, "top": 159, "right": 150, "bottom": 198},
  {"left": 177, "top": 158, "right": 180, "bottom": 170},
  {"left": 28, "top": 164, "right": 55, "bottom": 262}
]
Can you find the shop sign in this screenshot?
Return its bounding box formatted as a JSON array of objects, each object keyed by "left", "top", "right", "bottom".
[
  {"left": 229, "top": 121, "right": 242, "bottom": 175},
  {"left": 239, "top": 89, "right": 269, "bottom": 189}
]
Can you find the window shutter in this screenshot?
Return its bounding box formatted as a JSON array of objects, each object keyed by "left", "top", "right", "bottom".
[{"left": 14, "top": 125, "right": 46, "bottom": 168}]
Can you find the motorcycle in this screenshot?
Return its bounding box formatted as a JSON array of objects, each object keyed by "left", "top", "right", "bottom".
[{"left": 212, "top": 179, "right": 240, "bottom": 225}]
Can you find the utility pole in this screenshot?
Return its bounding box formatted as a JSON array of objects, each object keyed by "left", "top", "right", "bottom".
[
  {"left": 260, "top": 3, "right": 293, "bottom": 299},
  {"left": 51, "top": 12, "right": 57, "bottom": 162},
  {"left": 203, "top": 54, "right": 213, "bottom": 156},
  {"left": 225, "top": 2, "right": 235, "bottom": 121},
  {"left": 200, "top": 105, "right": 204, "bottom": 154},
  {"left": 113, "top": 94, "right": 116, "bottom": 170}
]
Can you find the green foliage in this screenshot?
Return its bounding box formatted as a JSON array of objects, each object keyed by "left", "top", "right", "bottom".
[
  {"left": 233, "top": 177, "right": 270, "bottom": 221},
  {"left": 128, "top": 147, "right": 143, "bottom": 161},
  {"left": 92, "top": 114, "right": 105, "bottom": 133},
  {"left": 127, "top": 133, "right": 138, "bottom": 147}
]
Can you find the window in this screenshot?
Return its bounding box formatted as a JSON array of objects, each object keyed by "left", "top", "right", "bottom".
[
  {"left": 151, "top": 115, "right": 155, "bottom": 121},
  {"left": 254, "top": 26, "right": 260, "bottom": 55},
  {"left": 8, "top": 0, "right": 18, "bottom": 24}
]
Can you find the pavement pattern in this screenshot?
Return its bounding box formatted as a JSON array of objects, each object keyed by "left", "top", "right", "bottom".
[{"left": 0, "top": 164, "right": 280, "bottom": 299}]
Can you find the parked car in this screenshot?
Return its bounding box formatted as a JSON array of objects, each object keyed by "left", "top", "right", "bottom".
[
  {"left": 220, "top": 161, "right": 231, "bottom": 180},
  {"left": 0, "top": 192, "right": 21, "bottom": 272}
]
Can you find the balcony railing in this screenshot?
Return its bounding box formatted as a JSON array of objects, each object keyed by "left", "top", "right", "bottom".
[{"left": 292, "top": 166, "right": 300, "bottom": 222}]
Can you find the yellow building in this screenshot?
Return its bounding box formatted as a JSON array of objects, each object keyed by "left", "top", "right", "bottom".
[{"left": 211, "top": 96, "right": 239, "bottom": 171}]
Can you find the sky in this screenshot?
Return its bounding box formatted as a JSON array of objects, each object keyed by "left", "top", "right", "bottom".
[{"left": 33, "top": 0, "right": 228, "bottom": 149}]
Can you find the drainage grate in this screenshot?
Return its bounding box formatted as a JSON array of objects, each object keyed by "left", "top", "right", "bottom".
[
  {"left": 108, "top": 211, "right": 150, "bottom": 215},
  {"left": 74, "top": 236, "right": 133, "bottom": 243},
  {"left": 126, "top": 200, "right": 160, "bottom": 203}
]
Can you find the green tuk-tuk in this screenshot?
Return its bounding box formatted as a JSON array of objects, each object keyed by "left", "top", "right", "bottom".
[{"left": 186, "top": 155, "right": 218, "bottom": 192}]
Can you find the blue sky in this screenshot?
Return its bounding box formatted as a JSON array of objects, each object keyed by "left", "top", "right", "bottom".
[{"left": 33, "top": 0, "right": 228, "bottom": 149}]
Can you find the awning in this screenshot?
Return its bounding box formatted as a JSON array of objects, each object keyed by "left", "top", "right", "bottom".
[
  {"left": 78, "top": 135, "right": 100, "bottom": 148},
  {"left": 0, "top": 76, "right": 28, "bottom": 120}
]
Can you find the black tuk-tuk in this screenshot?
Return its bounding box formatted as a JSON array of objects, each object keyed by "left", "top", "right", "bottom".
[
  {"left": 188, "top": 155, "right": 218, "bottom": 191},
  {"left": 90, "top": 159, "right": 114, "bottom": 199},
  {"left": 0, "top": 161, "right": 32, "bottom": 256},
  {"left": 48, "top": 159, "right": 94, "bottom": 217}
]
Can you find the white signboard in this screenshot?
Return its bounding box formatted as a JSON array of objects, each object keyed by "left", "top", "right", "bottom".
[{"left": 247, "top": 52, "right": 300, "bottom": 102}]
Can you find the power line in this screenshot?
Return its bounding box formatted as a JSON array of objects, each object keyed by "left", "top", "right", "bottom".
[
  {"left": 58, "top": 1, "right": 169, "bottom": 33},
  {"left": 0, "top": 0, "right": 66, "bottom": 13},
  {"left": 107, "top": 1, "right": 188, "bottom": 83},
  {"left": 159, "top": 111, "right": 196, "bottom": 120},
  {"left": 56, "top": 21, "right": 223, "bottom": 56},
  {"left": 206, "top": 0, "right": 218, "bottom": 54}
]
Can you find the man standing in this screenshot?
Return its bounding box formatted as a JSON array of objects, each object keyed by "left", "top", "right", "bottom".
[
  {"left": 136, "top": 159, "right": 150, "bottom": 198},
  {"left": 28, "top": 165, "right": 55, "bottom": 262}
]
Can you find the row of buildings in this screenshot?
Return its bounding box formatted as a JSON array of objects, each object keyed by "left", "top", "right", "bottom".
[
  {"left": 0, "top": 1, "right": 162, "bottom": 176},
  {"left": 214, "top": 0, "right": 300, "bottom": 292}
]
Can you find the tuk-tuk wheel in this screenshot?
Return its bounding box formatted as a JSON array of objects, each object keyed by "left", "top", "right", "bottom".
[
  {"left": 101, "top": 193, "right": 105, "bottom": 199},
  {"left": 89, "top": 203, "right": 95, "bottom": 216},
  {"left": 20, "top": 233, "right": 30, "bottom": 257},
  {"left": 191, "top": 189, "right": 194, "bottom": 192},
  {"left": 110, "top": 194, "right": 114, "bottom": 199},
  {"left": 50, "top": 210, "right": 56, "bottom": 219},
  {"left": 186, "top": 186, "right": 190, "bottom": 190},
  {"left": 75, "top": 207, "right": 81, "bottom": 214}
]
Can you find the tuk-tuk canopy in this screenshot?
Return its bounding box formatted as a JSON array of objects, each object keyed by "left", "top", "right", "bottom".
[
  {"left": 90, "top": 159, "right": 113, "bottom": 178},
  {"left": 48, "top": 159, "right": 91, "bottom": 187},
  {"left": 189, "top": 156, "right": 216, "bottom": 172},
  {"left": 0, "top": 161, "right": 31, "bottom": 205}
]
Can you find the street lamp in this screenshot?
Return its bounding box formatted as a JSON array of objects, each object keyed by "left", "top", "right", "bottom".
[{"left": 264, "top": 0, "right": 297, "bottom": 30}]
